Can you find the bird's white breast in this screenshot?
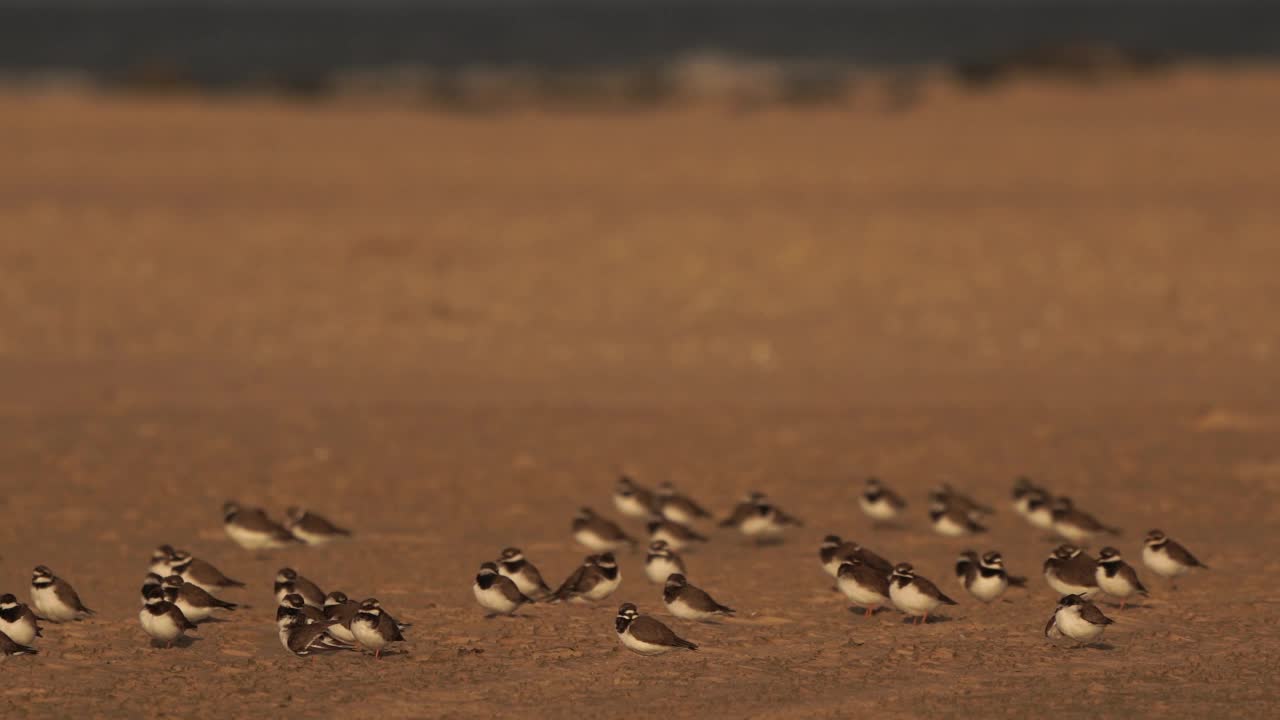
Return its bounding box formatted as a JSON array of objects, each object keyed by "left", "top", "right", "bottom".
[
  {"left": 351, "top": 618, "right": 386, "bottom": 649},
  {"left": 890, "top": 581, "right": 940, "bottom": 614},
  {"left": 473, "top": 583, "right": 519, "bottom": 614},
  {"left": 1053, "top": 606, "right": 1105, "bottom": 642},
  {"left": 583, "top": 572, "right": 621, "bottom": 601},
  {"left": 932, "top": 515, "right": 970, "bottom": 537},
  {"left": 664, "top": 596, "right": 714, "bottom": 621},
  {"left": 225, "top": 523, "right": 277, "bottom": 550},
  {"left": 646, "top": 557, "right": 682, "bottom": 584},
  {"left": 31, "top": 585, "right": 77, "bottom": 622},
  {"left": 618, "top": 628, "right": 674, "bottom": 655},
  {"left": 1095, "top": 568, "right": 1137, "bottom": 597},
  {"left": 0, "top": 616, "right": 36, "bottom": 645},
  {"left": 740, "top": 514, "right": 782, "bottom": 537},
  {"left": 966, "top": 573, "right": 1007, "bottom": 602},
  {"left": 838, "top": 576, "right": 888, "bottom": 607},
  {"left": 1027, "top": 507, "right": 1055, "bottom": 530},
  {"left": 1044, "top": 569, "right": 1098, "bottom": 599},
  {"left": 860, "top": 496, "right": 898, "bottom": 520},
  {"left": 174, "top": 597, "right": 211, "bottom": 623},
  {"left": 1143, "top": 546, "right": 1188, "bottom": 578},
  {"left": 613, "top": 495, "right": 651, "bottom": 518},
  {"left": 574, "top": 528, "right": 624, "bottom": 552}
]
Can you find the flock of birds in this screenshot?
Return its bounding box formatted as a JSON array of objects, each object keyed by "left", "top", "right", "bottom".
[{"left": 0, "top": 477, "right": 1208, "bottom": 659}]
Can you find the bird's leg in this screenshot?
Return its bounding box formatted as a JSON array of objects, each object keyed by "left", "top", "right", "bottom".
[
  {"left": 864, "top": 607, "right": 872, "bottom": 619},
  {"left": 375, "top": 649, "right": 382, "bottom": 660},
  {"left": 922, "top": 612, "right": 929, "bottom": 625},
  {"left": 1119, "top": 600, "right": 1127, "bottom": 611}
]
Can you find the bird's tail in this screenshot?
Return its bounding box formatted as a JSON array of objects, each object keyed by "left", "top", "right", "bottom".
[
  {"left": 677, "top": 637, "right": 699, "bottom": 651},
  {"left": 224, "top": 578, "right": 247, "bottom": 588},
  {"left": 215, "top": 599, "right": 238, "bottom": 611}
]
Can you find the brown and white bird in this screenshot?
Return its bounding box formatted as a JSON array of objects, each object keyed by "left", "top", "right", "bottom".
[
  {"left": 496, "top": 547, "right": 553, "bottom": 600},
  {"left": 1095, "top": 547, "right": 1148, "bottom": 609},
  {"left": 222, "top": 501, "right": 300, "bottom": 550},
  {"left": 662, "top": 574, "right": 734, "bottom": 622},
  {"left": 278, "top": 612, "right": 352, "bottom": 657},
  {"left": 837, "top": 558, "right": 892, "bottom": 617},
  {"left": 1017, "top": 486, "right": 1056, "bottom": 532},
  {"left": 819, "top": 536, "right": 893, "bottom": 580},
  {"left": 549, "top": 553, "right": 622, "bottom": 604},
  {"left": 645, "top": 540, "right": 687, "bottom": 584},
  {"left": 473, "top": 562, "right": 535, "bottom": 617},
  {"left": 929, "top": 484, "right": 993, "bottom": 517},
  {"left": 646, "top": 517, "right": 708, "bottom": 552},
  {"left": 614, "top": 603, "right": 698, "bottom": 655},
  {"left": 0, "top": 631, "right": 38, "bottom": 657},
  {"left": 284, "top": 507, "right": 352, "bottom": 545},
  {"left": 276, "top": 593, "right": 329, "bottom": 630},
  {"left": 572, "top": 508, "right": 637, "bottom": 553},
  {"left": 1045, "top": 594, "right": 1114, "bottom": 646},
  {"left": 0, "top": 594, "right": 42, "bottom": 646},
  {"left": 30, "top": 566, "right": 94, "bottom": 622},
  {"left": 160, "top": 575, "right": 237, "bottom": 622},
  {"left": 167, "top": 550, "right": 245, "bottom": 593},
  {"left": 322, "top": 591, "right": 360, "bottom": 644},
  {"left": 613, "top": 475, "right": 657, "bottom": 519},
  {"left": 720, "top": 492, "right": 802, "bottom": 541},
  {"left": 139, "top": 585, "right": 196, "bottom": 648},
  {"left": 654, "top": 482, "right": 712, "bottom": 525},
  {"left": 274, "top": 568, "right": 326, "bottom": 609},
  {"left": 955, "top": 551, "right": 1025, "bottom": 603},
  {"left": 1043, "top": 545, "right": 1100, "bottom": 598},
  {"left": 889, "top": 563, "right": 957, "bottom": 624},
  {"left": 148, "top": 545, "right": 177, "bottom": 576},
  {"left": 859, "top": 477, "right": 907, "bottom": 524},
  {"left": 928, "top": 499, "right": 987, "bottom": 538},
  {"left": 351, "top": 598, "right": 406, "bottom": 659},
  {"left": 1051, "top": 497, "right": 1120, "bottom": 545},
  {"left": 1142, "top": 529, "right": 1208, "bottom": 589}
]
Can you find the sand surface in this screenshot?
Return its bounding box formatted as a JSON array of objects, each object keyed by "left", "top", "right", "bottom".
[{"left": 1, "top": 70, "right": 1279, "bottom": 718}]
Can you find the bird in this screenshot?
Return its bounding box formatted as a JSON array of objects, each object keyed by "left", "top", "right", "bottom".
[
  {"left": 1045, "top": 594, "right": 1114, "bottom": 647},
  {"left": 889, "top": 563, "right": 957, "bottom": 624},
  {"left": 1142, "top": 529, "right": 1207, "bottom": 590},
  {"left": 928, "top": 499, "right": 987, "bottom": 538},
  {"left": 1043, "top": 545, "right": 1100, "bottom": 598},
  {"left": 222, "top": 501, "right": 300, "bottom": 550},
  {"left": 836, "top": 558, "right": 891, "bottom": 617},
  {"left": 160, "top": 575, "right": 237, "bottom": 622},
  {"left": 138, "top": 585, "right": 197, "bottom": 649},
  {"left": 276, "top": 593, "right": 330, "bottom": 630},
  {"left": 663, "top": 574, "right": 734, "bottom": 622},
  {"left": 148, "top": 545, "right": 176, "bottom": 576},
  {"left": 284, "top": 507, "right": 352, "bottom": 545},
  {"left": 654, "top": 482, "right": 712, "bottom": 525},
  {"left": 613, "top": 475, "right": 657, "bottom": 519},
  {"left": 956, "top": 551, "right": 1024, "bottom": 603},
  {"left": 1011, "top": 476, "right": 1040, "bottom": 516},
  {"left": 720, "top": 492, "right": 802, "bottom": 542},
  {"left": 819, "top": 536, "right": 893, "bottom": 580},
  {"left": 645, "top": 540, "right": 687, "bottom": 584},
  {"left": 29, "top": 566, "right": 94, "bottom": 622},
  {"left": 0, "top": 631, "right": 37, "bottom": 657},
  {"left": 1050, "top": 497, "right": 1120, "bottom": 545},
  {"left": 859, "top": 476, "right": 906, "bottom": 524},
  {"left": 167, "top": 550, "right": 245, "bottom": 592},
  {"left": 549, "top": 553, "right": 622, "bottom": 604},
  {"left": 646, "top": 517, "right": 708, "bottom": 552},
  {"left": 614, "top": 603, "right": 698, "bottom": 655},
  {"left": 140, "top": 573, "right": 164, "bottom": 605},
  {"left": 1020, "top": 488, "right": 1056, "bottom": 532},
  {"left": 1095, "top": 547, "right": 1148, "bottom": 610},
  {"left": 929, "top": 484, "right": 993, "bottom": 517},
  {"left": 0, "top": 594, "right": 42, "bottom": 646},
  {"left": 572, "top": 508, "right": 637, "bottom": 553},
  {"left": 473, "top": 562, "right": 536, "bottom": 617},
  {"left": 496, "top": 547, "right": 553, "bottom": 600},
  {"left": 322, "top": 591, "right": 360, "bottom": 644},
  {"left": 351, "top": 598, "right": 406, "bottom": 659},
  {"left": 278, "top": 612, "right": 352, "bottom": 657},
  {"left": 274, "top": 568, "right": 326, "bottom": 609}
]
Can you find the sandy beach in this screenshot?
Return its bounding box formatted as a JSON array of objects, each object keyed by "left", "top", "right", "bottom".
[{"left": 0, "top": 68, "right": 1278, "bottom": 717}]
